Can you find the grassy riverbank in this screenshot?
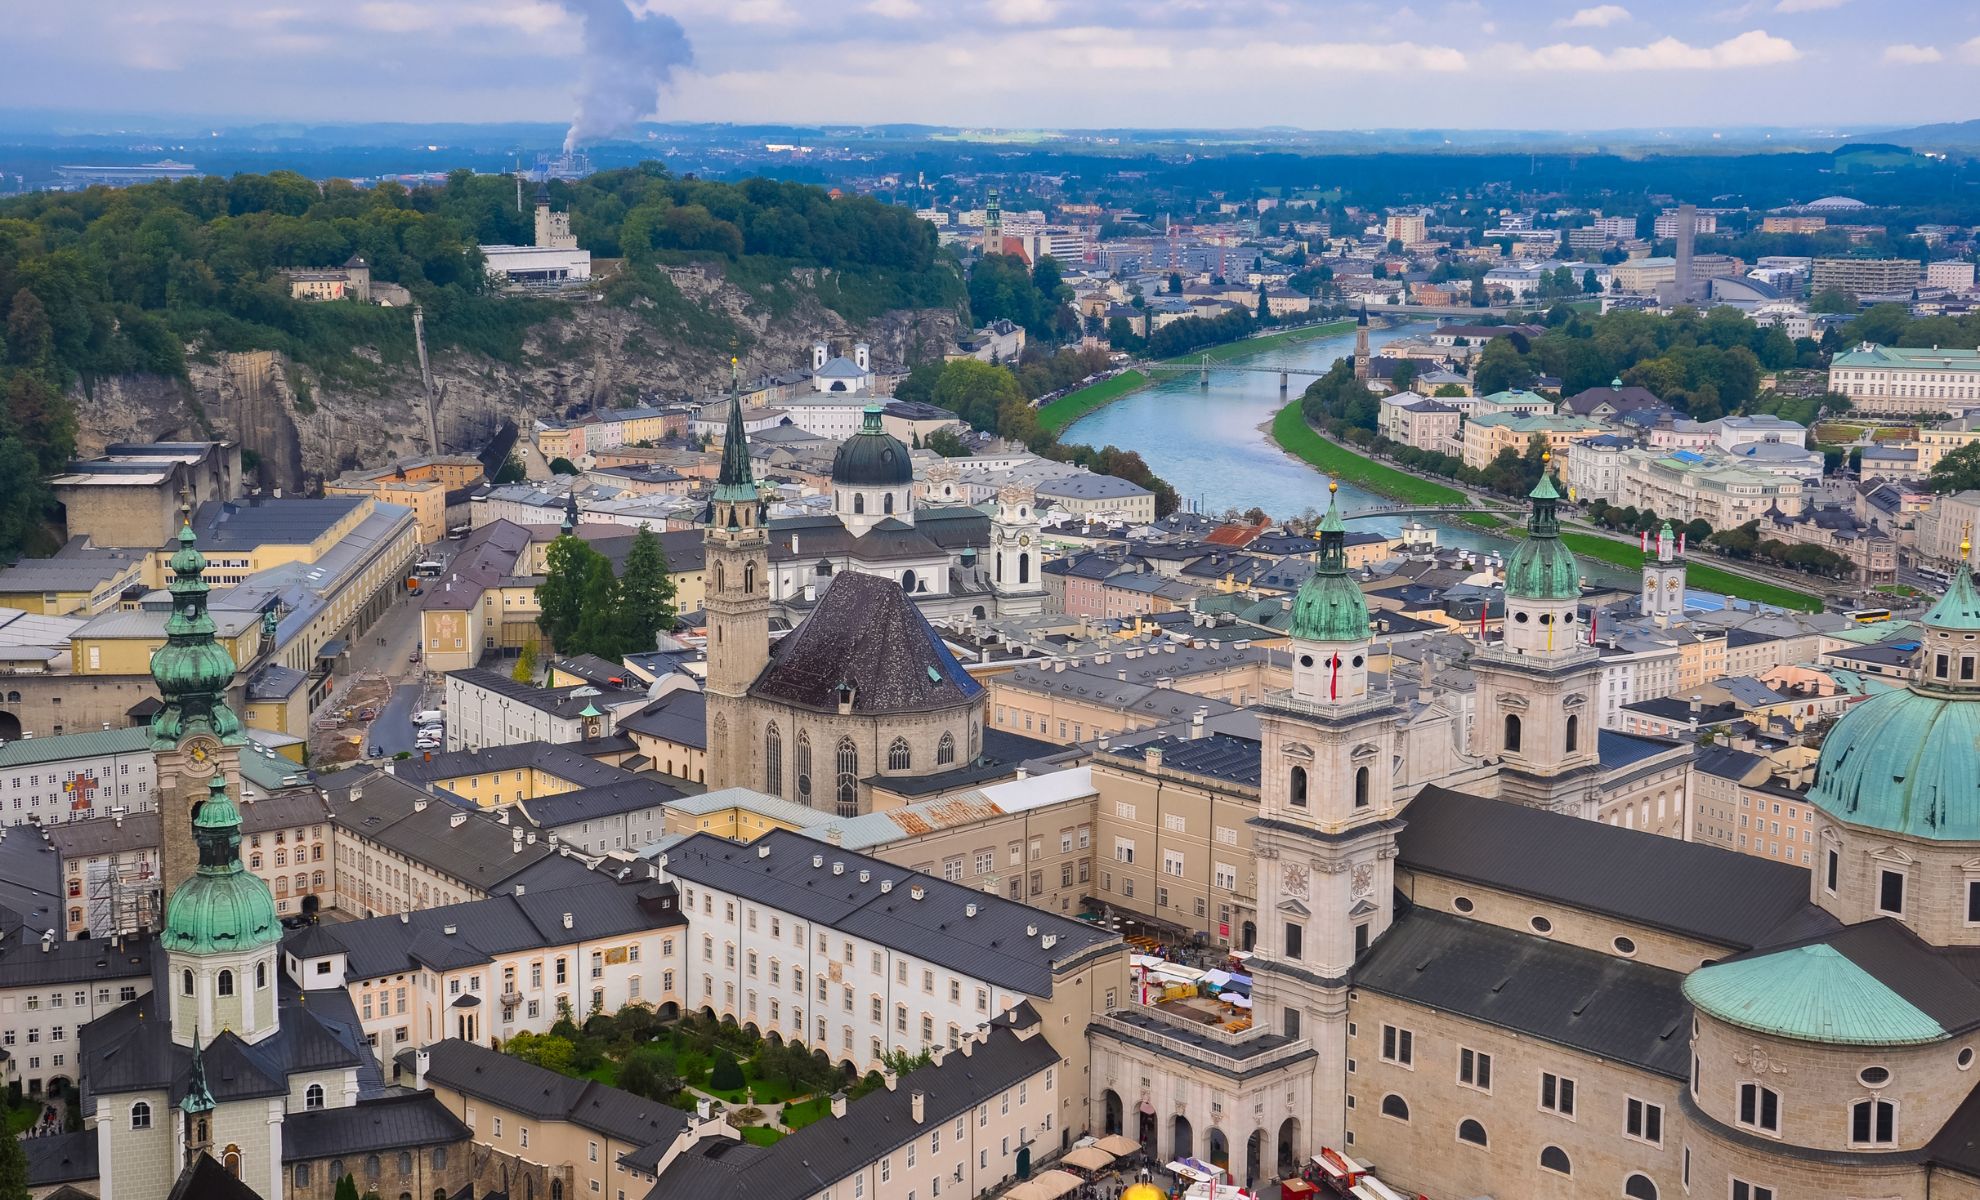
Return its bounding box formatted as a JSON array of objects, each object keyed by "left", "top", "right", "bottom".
[
  {"left": 1269, "top": 401, "right": 1470, "bottom": 506},
  {"left": 1558, "top": 531, "right": 1824, "bottom": 612},
  {"left": 1037, "top": 318, "right": 1358, "bottom": 433}
]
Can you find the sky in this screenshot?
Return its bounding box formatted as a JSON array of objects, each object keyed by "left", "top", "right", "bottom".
[{"left": 7, "top": 0, "right": 1980, "bottom": 135}]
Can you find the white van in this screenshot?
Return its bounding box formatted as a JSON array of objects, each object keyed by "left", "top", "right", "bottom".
[{"left": 412, "top": 709, "right": 443, "bottom": 726}]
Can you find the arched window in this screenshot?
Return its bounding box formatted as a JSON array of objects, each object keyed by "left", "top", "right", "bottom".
[
  {"left": 367, "top": 1154, "right": 382, "bottom": 1180},
  {"left": 1289, "top": 766, "right": 1308, "bottom": 808},
  {"left": 1539, "top": 1146, "right": 1570, "bottom": 1175},
  {"left": 250, "top": 853, "right": 262, "bottom": 869},
  {"left": 275, "top": 877, "right": 290, "bottom": 897},
  {"left": 257, "top": 960, "right": 268, "bottom": 989},
  {"left": 1625, "top": 1175, "right": 1658, "bottom": 1200},
  {"left": 1851, "top": 1097, "right": 1896, "bottom": 1145},
  {"left": 714, "top": 562, "right": 725, "bottom": 592},
  {"left": 224, "top": 1145, "right": 241, "bottom": 1177},
  {"left": 399, "top": 1152, "right": 413, "bottom": 1176},
  {"left": 883, "top": 493, "right": 895, "bottom": 514},
  {"left": 1457, "top": 1118, "right": 1487, "bottom": 1146},
  {"left": 835, "top": 738, "right": 859, "bottom": 817},
  {"left": 854, "top": 494, "right": 866, "bottom": 515},
  {"left": 312, "top": 870, "right": 325, "bottom": 888},
  {"left": 796, "top": 732, "right": 813, "bottom": 802},
  {"left": 887, "top": 737, "right": 912, "bottom": 772},
  {"left": 1504, "top": 714, "right": 1522, "bottom": 753},
  {"left": 1018, "top": 553, "right": 1030, "bottom": 584},
  {"left": 305, "top": 1083, "right": 325, "bottom": 1111},
  {"left": 1565, "top": 713, "right": 1579, "bottom": 754},
  {"left": 130, "top": 1101, "right": 151, "bottom": 1130},
  {"left": 937, "top": 731, "right": 956, "bottom": 766},
  {"left": 1738, "top": 1083, "right": 1781, "bottom": 1133},
  {"left": 182, "top": 969, "right": 194, "bottom": 996},
  {"left": 1354, "top": 767, "right": 1369, "bottom": 809},
  {"left": 295, "top": 1164, "right": 312, "bottom": 1189},
  {"left": 432, "top": 1147, "right": 448, "bottom": 1171},
  {"left": 217, "top": 969, "right": 234, "bottom": 996},
  {"left": 764, "top": 723, "right": 783, "bottom": 794},
  {"left": 294, "top": 873, "right": 307, "bottom": 894},
  {"left": 1380, "top": 1094, "right": 1409, "bottom": 1121},
  {"left": 744, "top": 561, "right": 756, "bottom": 594}
]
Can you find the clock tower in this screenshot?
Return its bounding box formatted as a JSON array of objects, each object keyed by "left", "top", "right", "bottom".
[
  {"left": 150, "top": 500, "right": 247, "bottom": 904},
  {"left": 704, "top": 368, "right": 771, "bottom": 792},
  {"left": 1246, "top": 485, "right": 1402, "bottom": 1151},
  {"left": 990, "top": 485, "right": 1046, "bottom": 615}
]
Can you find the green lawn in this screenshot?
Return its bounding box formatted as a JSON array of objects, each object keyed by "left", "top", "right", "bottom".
[
  {"left": 1037, "top": 370, "right": 1150, "bottom": 433},
  {"left": 1461, "top": 514, "right": 1506, "bottom": 530},
  {"left": 1037, "top": 318, "right": 1357, "bottom": 433},
  {"left": 1876, "top": 583, "right": 1923, "bottom": 598},
  {"left": 1269, "top": 402, "right": 1469, "bottom": 506},
  {"left": 3, "top": 1101, "right": 40, "bottom": 1136},
  {"left": 740, "top": 1125, "right": 785, "bottom": 1146},
  {"left": 1557, "top": 532, "right": 1824, "bottom": 612},
  {"left": 782, "top": 1095, "right": 831, "bottom": 1130},
  {"left": 698, "top": 1068, "right": 809, "bottom": 1106}
]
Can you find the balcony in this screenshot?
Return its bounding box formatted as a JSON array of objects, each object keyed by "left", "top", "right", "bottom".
[
  {"left": 1259, "top": 689, "right": 1396, "bottom": 724},
  {"left": 1090, "top": 1008, "right": 1311, "bottom": 1073}
]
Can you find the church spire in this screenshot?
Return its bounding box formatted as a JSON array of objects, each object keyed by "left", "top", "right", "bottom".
[
  {"left": 715, "top": 359, "right": 759, "bottom": 508},
  {"left": 180, "top": 1028, "right": 215, "bottom": 1116},
  {"left": 149, "top": 491, "right": 242, "bottom": 751}
]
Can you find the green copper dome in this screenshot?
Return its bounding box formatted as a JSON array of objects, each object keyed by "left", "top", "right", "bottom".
[
  {"left": 1288, "top": 487, "right": 1369, "bottom": 643},
  {"left": 150, "top": 515, "right": 244, "bottom": 751},
  {"left": 832, "top": 405, "right": 912, "bottom": 488},
  {"left": 1683, "top": 943, "right": 1948, "bottom": 1046},
  {"left": 1923, "top": 560, "right": 1980, "bottom": 631},
  {"left": 1504, "top": 469, "right": 1581, "bottom": 601},
  {"left": 162, "top": 775, "right": 279, "bottom": 957}
]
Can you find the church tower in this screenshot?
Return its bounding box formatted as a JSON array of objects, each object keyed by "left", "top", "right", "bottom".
[
  {"left": 1352, "top": 304, "right": 1371, "bottom": 382},
  {"left": 989, "top": 485, "right": 1046, "bottom": 615},
  {"left": 982, "top": 187, "right": 1003, "bottom": 257},
  {"left": 1470, "top": 458, "right": 1602, "bottom": 814},
  {"left": 150, "top": 499, "right": 246, "bottom": 905},
  {"left": 1247, "top": 485, "right": 1401, "bottom": 1151},
  {"left": 704, "top": 370, "right": 771, "bottom": 791},
  {"left": 1640, "top": 519, "right": 1687, "bottom": 619},
  {"left": 163, "top": 775, "right": 283, "bottom": 1048}
]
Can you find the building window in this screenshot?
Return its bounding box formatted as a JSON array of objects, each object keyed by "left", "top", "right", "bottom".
[
  {"left": 1564, "top": 714, "right": 1579, "bottom": 754},
  {"left": 1624, "top": 1175, "right": 1657, "bottom": 1200},
  {"left": 835, "top": 738, "right": 858, "bottom": 816},
  {"left": 887, "top": 737, "right": 911, "bottom": 772},
  {"left": 305, "top": 1084, "right": 324, "bottom": 1110},
  {"left": 1458, "top": 1048, "right": 1491, "bottom": 1092},
  {"left": 1730, "top": 1182, "right": 1774, "bottom": 1200},
  {"left": 1289, "top": 766, "right": 1307, "bottom": 808},
  {"left": 1824, "top": 848, "right": 1838, "bottom": 893},
  {"left": 1878, "top": 868, "right": 1906, "bottom": 916},
  {"left": 1738, "top": 1083, "right": 1781, "bottom": 1135},
  {"left": 1851, "top": 1098, "right": 1896, "bottom": 1146},
  {"left": 1353, "top": 767, "right": 1369, "bottom": 808},
  {"left": 1538, "top": 1146, "right": 1571, "bottom": 1176},
  {"left": 765, "top": 723, "right": 783, "bottom": 794},
  {"left": 1540, "top": 1072, "right": 1575, "bottom": 1117},
  {"left": 1380, "top": 1094, "right": 1408, "bottom": 1121},
  {"left": 937, "top": 732, "right": 955, "bottom": 765},
  {"left": 1283, "top": 922, "right": 1302, "bottom": 961},
  {"left": 217, "top": 970, "right": 234, "bottom": 997},
  {"left": 1625, "top": 1098, "right": 1663, "bottom": 1145},
  {"left": 1503, "top": 714, "right": 1522, "bottom": 753},
  {"left": 1380, "top": 1025, "right": 1412, "bottom": 1067},
  {"left": 1456, "top": 1118, "right": 1486, "bottom": 1147}
]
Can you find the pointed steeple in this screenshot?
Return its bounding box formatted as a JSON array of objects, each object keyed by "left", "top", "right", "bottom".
[
  {"left": 1505, "top": 453, "right": 1580, "bottom": 601},
  {"left": 181, "top": 1029, "right": 216, "bottom": 1116},
  {"left": 715, "top": 358, "right": 759, "bottom": 506},
  {"left": 560, "top": 487, "right": 579, "bottom": 536},
  {"left": 149, "top": 491, "right": 243, "bottom": 751},
  {"left": 1357, "top": 303, "right": 1368, "bottom": 328},
  {"left": 1925, "top": 531, "right": 1980, "bottom": 636}
]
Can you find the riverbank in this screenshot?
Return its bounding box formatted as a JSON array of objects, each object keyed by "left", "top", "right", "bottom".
[
  {"left": 1267, "top": 400, "right": 1475, "bottom": 507},
  {"left": 1038, "top": 317, "right": 1356, "bottom": 434},
  {"left": 1556, "top": 531, "right": 1825, "bottom": 612}
]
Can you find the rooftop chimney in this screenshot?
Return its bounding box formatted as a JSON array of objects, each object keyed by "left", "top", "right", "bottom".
[
  {"left": 562, "top": 912, "right": 574, "bottom": 929},
  {"left": 910, "top": 1090, "right": 926, "bottom": 1123},
  {"left": 758, "top": 844, "right": 770, "bottom": 859},
  {"left": 449, "top": 811, "right": 467, "bottom": 828},
  {"left": 909, "top": 884, "right": 925, "bottom": 901},
  {"left": 830, "top": 1092, "right": 847, "bottom": 1119}
]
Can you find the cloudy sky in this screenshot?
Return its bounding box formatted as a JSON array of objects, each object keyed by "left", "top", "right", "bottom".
[{"left": 8, "top": 0, "right": 1980, "bottom": 133}]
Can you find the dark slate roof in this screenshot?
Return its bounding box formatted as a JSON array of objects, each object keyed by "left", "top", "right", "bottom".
[
  {"left": 0, "top": 926, "right": 152, "bottom": 989},
  {"left": 551, "top": 653, "right": 635, "bottom": 687},
  {"left": 750, "top": 572, "right": 983, "bottom": 715},
  {"left": 660, "top": 829, "right": 1115, "bottom": 996},
  {"left": 617, "top": 689, "right": 707, "bottom": 750},
  {"left": 520, "top": 777, "right": 690, "bottom": 829},
  {"left": 1099, "top": 733, "right": 1261, "bottom": 787},
  {"left": 167, "top": 1153, "right": 263, "bottom": 1200},
  {"left": 393, "top": 743, "right": 639, "bottom": 790},
  {"left": 280, "top": 1090, "right": 473, "bottom": 1162},
  {"left": 1929, "top": 1076, "right": 1980, "bottom": 1178},
  {"left": 413, "top": 1038, "right": 689, "bottom": 1147},
  {"left": 1693, "top": 745, "right": 1769, "bottom": 783},
  {"left": 324, "top": 770, "right": 603, "bottom": 893},
  {"left": 1399, "top": 786, "right": 1833, "bottom": 951},
  {"left": 285, "top": 874, "right": 682, "bottom": 982},
  {"left": 643, "top": 1010, "right": 1060, "bottom": 1200},
  {"left": 23, "top": 1130, "right": 97, "bottom": 1186},
  {"left": 1597, "top": 729, "right": 1683, "bottom": 771},
  {"left": 869, "top": 729, "right": 1063, "bottom": 800},
  {"left": 445, "top": 667, "right": 645, "bottom": 719},
  {"left": 0, "top": 825, "right": 63, "bottom": 926},
  {"left": 1353, "top": 908, "right": 1692, "bottom": 1079}
]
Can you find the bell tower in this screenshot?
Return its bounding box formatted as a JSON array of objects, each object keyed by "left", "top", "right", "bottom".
[
  {"left": 1247, "top": 484, "right": 1400, "bottom": 1151},
  {"left": 990, "top": 485, "right": 1045, "bottom": 615},
  {"left": 1352, "top": 304, "right": 1371, "bottom": 382},
  {"left": 1471, "top": 458, "right": 1602, "bottom": 814},
  {"left": 1641, "top": 519, "right": 1687, "bottom": 619},
  {"left": 150, "top": 495, "right": 246, "bottom": 905},
  {"left": 704, "top": 365, "right": 771, "bottom": 791}
]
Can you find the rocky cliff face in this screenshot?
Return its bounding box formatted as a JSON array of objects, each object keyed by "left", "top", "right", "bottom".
[{"left": 68, "top": 266, "right": 962, "bottom": 492}]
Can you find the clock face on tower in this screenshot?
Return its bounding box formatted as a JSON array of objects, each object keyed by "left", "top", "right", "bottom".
[
  {"left": 1351, "top": 864, "right": 1374, "bottom": 898},
  {"left": 1283, "top": 864, "right": 1309, "bottom": 899},
  {"left": 182, "top": 734, "right": 222, "bottom": 777}
]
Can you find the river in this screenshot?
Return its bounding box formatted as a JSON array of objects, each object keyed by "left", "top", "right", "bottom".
[{"left": 1059, "top": 321, "right": 1638, "bottom": 587}]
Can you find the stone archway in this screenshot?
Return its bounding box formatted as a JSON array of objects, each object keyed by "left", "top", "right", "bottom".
[
  {"left": 1102, "top": 1090, "right": 1123, "bottom": 1137},
  {"left": 0, "top": 711, "right": 21, "bottom": 741},
  {"left": 1246, "top": 1130, "right": 1265, "bottom": 1186},
  {"left": 1172, "top": 1115, "right": 1193, "bottom": 1161},
  {"left": 1277, "top": 1117, "right": 1301, "bottom": 1176},
  {"left": 1207, "top": 1128, "right": 1229, "bottom": 1171}
]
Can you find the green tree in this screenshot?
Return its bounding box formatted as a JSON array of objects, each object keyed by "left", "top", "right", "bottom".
[
  {"left": 925, "top": 427, "right": 971, "bottom": 457},
  {"left": 1930, "top": 440, "right": 1980, "bottom": 494},
  {"left": 335, "top": 1174, "right": 362, "bottom": 1200},
  {"left": 505, "top": 1030, "right": 578, "bottom": 1075},
  {"left": 615, "top": 524, "right": 679, "bottom": 652},
  {"left": 1473, "top": 337, "right": 1533, "bottom": 395},
  {"left": 512, "top": 637, "right": 539, "bottom": 684},
  {"left": 931, "top": 359, "right": 1025, "bottom": 432},
  {"left": 548, "top": 456, "right": 578, "bottom": 475},
  {"left": 618, "top": 1044, "right": 684, "bottom": 1102},
  {"left": 1391, "top": 360, "right": 1417, "bottom": 394},
  {"left": 0, "top": 1127, "right": 27, "bottom": 1200},
  {"left": 1582, "top": 268, "right": 1601, "bottom": 294},
  {"left": 1809, "top": 287, "right": 1857, "bottom": 314},
  {"left": 710, "top": 1048, "right": 745, "bottom": 1091},
  {"left": 1434, "top": 383, "right": 1468, "bottom": 398},
  {"left": 570, "top": 554, "right": 621, "bottom": 657},
  {"left": 536, "top": 536, "right": 610, "bottom": 652},
  {"left": 493, "top": 452, "right": 526, "bottom": 484},
  {"left": 1167, "top": 271, "right": 1183, "bottom": 295}
]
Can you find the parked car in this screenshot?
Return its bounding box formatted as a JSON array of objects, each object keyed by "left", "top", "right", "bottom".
[
  {"left": 412, "top": 709, "right": 443, "bottom": 725},
  {"left": 414, "top": 737, "right": 440, "bottom": 751},
  {"left": 418, "top": 725, "right": 443, "bottom": 740}
]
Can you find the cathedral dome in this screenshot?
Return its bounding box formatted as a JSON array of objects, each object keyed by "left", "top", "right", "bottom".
[
  {"left": 832, "top": 406, "right": 912, "bottom": 488},
  {"left": 1504, "top": 469, "right": 1580, "bottom": 601},
  {"left": 162, "top": 777, "right": 280, "bottom": 957},
  {"left": 1288, "top": 487, "right": 1369, "bottom": 643}
]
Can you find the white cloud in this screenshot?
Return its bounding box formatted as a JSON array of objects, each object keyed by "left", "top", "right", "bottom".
[
  {"left": 992, "top": 0, "right": 1059, "bottom": 24},
  {"left": 1515, "top": 28, "right": 1799, "bottom": 70},
  {"left": 1881, "top": 43, "right": 1941, "bottom": 64},
  {"left": 863, "top": 0, "right": 923, "bottom": 16},
  {"left": 728, "top": 0, "right": 795, "bottom": 22},
  {"left": 1562, "top": 5, "right": 1630, "bottom": 27},
  {"left": 1189, "top": 40, "right": 1466, "bottom": 71},
  {"left": 1962, "top": 35, "right": 1980, "bottom": 63},
  {"left": 1774, "top": 0, "right": 1847, "bottom": 10}
]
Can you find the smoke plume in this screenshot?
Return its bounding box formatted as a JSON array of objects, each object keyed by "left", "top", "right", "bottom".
[{"left": 560, "top": 0, "right": 693, "bottom": 153}]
